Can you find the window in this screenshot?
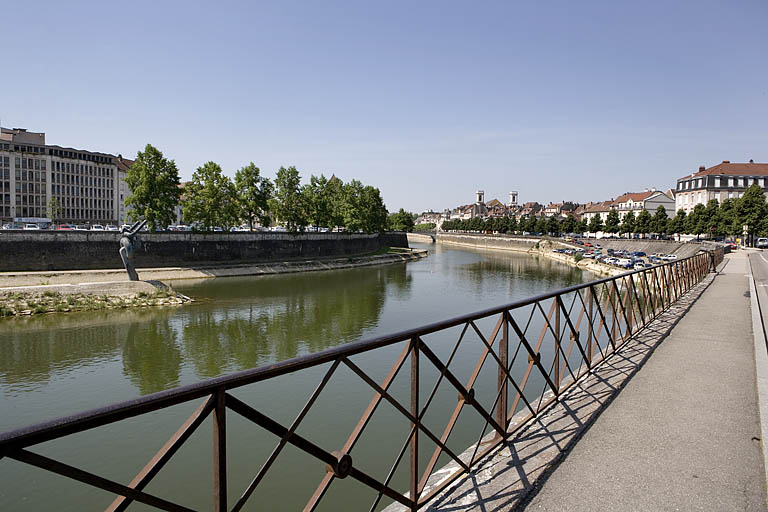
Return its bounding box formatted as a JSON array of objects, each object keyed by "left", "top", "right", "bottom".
[{"left": 714, "top": 177, "right": 721, "bottom": 187}]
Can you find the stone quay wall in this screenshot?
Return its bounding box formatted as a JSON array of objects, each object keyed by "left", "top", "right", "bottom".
[{"left": 0, "top": 231, "right": 409, "bottom": 271}]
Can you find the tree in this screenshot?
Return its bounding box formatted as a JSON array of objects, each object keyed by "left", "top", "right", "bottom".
[
  {"left": 736, "top": 184, "right": 768, "bottom": 241},
  {"left": 303, "top": 174, "right": 334, "bottom": 229},
  {"left": 587, "top": 214, "right": 603, "bottom": 234},
  {"left": 234, "top": 163, "right": 273, "bottom": 230},
  {"left": 620, "top": 210, "right": 635, "bottom": 236},
  {"left": 389, "top": 208, "right": 415, "bottom": 232},
  {"left": 47, "top": 197, "right": 62, "bottom": 224},
  {"left": 604, "top": 208, "right": 620, "bottom": 234},
  {"left": 547, "top": 215, "right": 561, "bottom": 236},
  {"left": 182, "top": 161, "right": 238, "bottom": 230},
  {"left": 575, "top": 218, "right": 588, "bottom": 234},
  {"left": 562, "top": 213, "right": 577, "bottom": 234},
  {"left": 687, "top": 203, "right": 707, "bottom": 239},
  {"left": 669, "top": 209, "right": 687, "bottom": 235},
  {"left": 358, "top": 186, "right": 389, "bottom": 233},
  {"left": 340, "top": 179, "right": 365, "bottom": 232},
  {"left": 704, "top": 199, "right": 720, "bottom": 238},
  {"left": 535, "top": 216, "right": 549, "bottom": 234},
  {"left": 651, "top": 205, "right": 669, "bottom": 235},
  {"left": 326, "top": 176, "right": 346, "bottom": 230},
  {"left": 718, "top": 198, "right": 738, "bottom": 237},
  {"left": 271, "top": 166, "right": 307, "bottom": 232},
  {"left": 124, "top": 144, "right": 181, "bottom": 231},
  {"left": 635, "top": 208, "right": 652, "bottom": 236}
]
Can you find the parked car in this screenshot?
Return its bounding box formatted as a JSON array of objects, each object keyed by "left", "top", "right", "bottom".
[
  {"left": 56, "top": 224, "right": 74, "bottom": 231},
  {"left": 91, "top": 224, "right": 105, "bottom": 231},
  {"left": 24, "top": 223, "right": 40, "bottom": 230},
  {"left": 105, "top": 225, "right": 119, "bottom": 231},
  {"left": 74, "top": 225, "right": 90, "bottom": 231},
  {"left": 631, "top": 251, "right": 646, "bottom": 257},
  {"left": 725, "top": 240, "right": 738, "bottom": 250},
  {"left": 757, "top": 238, "right": 768, "bottom": 249}
]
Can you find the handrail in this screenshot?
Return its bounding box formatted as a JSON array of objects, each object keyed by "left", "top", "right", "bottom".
[{"left": 0, "top": 249, "right": 716, "bottom": 511}]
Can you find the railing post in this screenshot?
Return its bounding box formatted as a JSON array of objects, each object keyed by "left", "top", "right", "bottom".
[
  {"left": 213, "top": 389, "right": 227, "bottom": 512},
  {"left": 410, "top": 337, "right": 419, "bottom": 511},
  {"left": 587, "top": 287, "right": 593, "bottom": 365},
  {"left": 554, "top": 297, "right": 561, "bottom": 393},
  {"left": 497, "top": 311, "right": 509, "bottom": 436}
]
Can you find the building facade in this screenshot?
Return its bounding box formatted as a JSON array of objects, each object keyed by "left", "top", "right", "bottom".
[
  {"left": 675, "top": 160, "right": 768, "bottom": 214},
  {"left": 0, "top": 128, "right": 123, "bottom": 226}
]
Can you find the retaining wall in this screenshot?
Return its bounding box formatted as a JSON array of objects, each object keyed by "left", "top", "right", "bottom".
[{"left": 0, "top": 231, "right": 409, "bottom": 271}]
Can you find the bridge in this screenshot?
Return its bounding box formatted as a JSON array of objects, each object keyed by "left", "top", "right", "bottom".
[{"left": 2, "top": 247, "right": 766, "bottom": 510}]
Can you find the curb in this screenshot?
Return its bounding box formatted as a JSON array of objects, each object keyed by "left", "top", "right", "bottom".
[{"left": 747, "top": 254, "right": 768, "bottom": 501}]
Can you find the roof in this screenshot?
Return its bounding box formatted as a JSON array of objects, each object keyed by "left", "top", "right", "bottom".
[
  {"left": 682, "top": 161, "right": 768, "bottom": 179},
  {"left": 114, "top": 155, "right": 135, "bottom": 173},
  {"left": 486, "top": 198, "right": 504, "bottom": 208},
  {"left": 614, "top": 191, "right": 655, "bottom": 203}
]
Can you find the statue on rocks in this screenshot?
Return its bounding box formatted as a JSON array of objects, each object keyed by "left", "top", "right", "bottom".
[{"left": 119, "top": 220, "right": 147, "bottom": 281}]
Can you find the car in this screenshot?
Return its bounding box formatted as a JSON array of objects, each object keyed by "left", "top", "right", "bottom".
[
  {"left": 583, "top": 242, "right": 593, "bottom": 248},
  {"left": 105, "top": 225, "right": 119, "bottom": 231},
  {"left": 91, "top": 224, "right": 105, "bottom": 231},
  {"left": 74, "top": 225, "right": 90, "bottom": 231},
  {"left": 24, "top": 223, "right": 40, "bottom": 230},
  {"left": 56, "top": 224, "right": 74, "bottom": 231},
  {"left": 631, "top": 251, "right": 646, "bottom": 257},
  {"left": 757, "top": 238, "right": 768, "bottom": 249},
  {"left": 634, "top": 263, "right": 646, "bottom": 270}
]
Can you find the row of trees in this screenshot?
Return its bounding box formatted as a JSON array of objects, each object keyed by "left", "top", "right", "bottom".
[
  {"left": 442, "top": 184, "right": 768, "bottom": 238},
  {"left": 124, "top": 144, "right": 389, "bottom": 233}
]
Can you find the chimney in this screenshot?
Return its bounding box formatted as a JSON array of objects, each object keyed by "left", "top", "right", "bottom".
[
  {"left": 698, "top": 166, "right": 705, "bottom": 172},
  {"left": 722, "top": 160, "right": 730, "bottom": 164},
  {"left": 750, "top": 159, "right": 754, "bottom": 163}
]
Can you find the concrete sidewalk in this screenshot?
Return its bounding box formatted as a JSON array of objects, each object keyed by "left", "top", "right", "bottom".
[{"left": 524, "top": 251, "right": 767, "bottom": 511}]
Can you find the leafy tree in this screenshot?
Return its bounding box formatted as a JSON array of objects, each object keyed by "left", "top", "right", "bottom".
[
  {"left": 47, "top": 197, "right": 62, "bottom": 223},
  {"left": 736, "top": 184, "right": 768, "bottom": 240},
  {"left": 124, "top": 144, "right": 182, "bottom": 231},
  {"left": 182, "top": 161, "right": 238, "bottom": 230},
  {"left": 326, "top": 176, "right": 346, "bottom": 230},
  {"left": 562, "top": 213, "right": 577, "bottom": 234},
  {"left": 575, "top": 218, "right": 588, "bottom": 234},
  {"left": 302, "top": 174, "right": 335, "bottom": 229},
  {"left": 524, "top": 215, "right": 538, "bottom": 233},
  {"left": 358, "top": 185, "right": 389, "bottom": 233},
  {"left": 507, "top": 215, "right": 518, "bottom": 234},
  {"left": 234, "top": 163, "right": 273, "bottom": 230},
  {"left": 587, "top": 214, "right": 603, "bottom": 233},
  {"left": 620, "top": 210, "right": 635, "bottom": 236},
  {"left": 547, "top": 215, "right": 561, "bottom": 236},
  {"left": 687, "top": 203, "right": 707, "bottom": 238},
  {"left": 718, "top": 198, "right": 738, "bottom": 237},
  {"left": 604, "top": 208, "right": 620, "bottom": 234},
  {"left": 704, "top": 199, "right": 720, "bottom": 238},
  {"left": 535, "top": 216, "right": 549, "bottom": 234},
  {"left": 669, "top": 209, "right": 687, "bottom": 235},
  {"left": 271, "top": 166, "right": 308, "bottom": 232},
  {"left": 389, "top": 208, "right": 415, "bottom": 232},
  {"left": 651, "top": 205, "right": 669, "bottom": 235},
  {"left": 340, "top": 179, "right": 365, "bottom": 232},
  {"left": 635, "top": 208, "right": 652, "bottom": 236}
]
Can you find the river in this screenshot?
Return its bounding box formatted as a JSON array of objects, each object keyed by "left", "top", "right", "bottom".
[{"left": 0, "top": 242, "right": 595, "bottom": 511}]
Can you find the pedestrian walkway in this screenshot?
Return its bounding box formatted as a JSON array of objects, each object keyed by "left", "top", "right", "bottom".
[{"left": 409, "top": 252, "right": 767, "bottom": 511}]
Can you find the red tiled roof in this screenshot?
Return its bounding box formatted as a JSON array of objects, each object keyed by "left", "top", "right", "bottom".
[
  {"left": 683, "top": 161, "right": 768, "bottom": 179},
  {"left": 614, "top": 191, "right": 655, "bottom": 203}
]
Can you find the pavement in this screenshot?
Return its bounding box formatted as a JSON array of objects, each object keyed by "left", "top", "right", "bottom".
[
  {"left": 524, "top": 250, "right": 767, "bottom": 511},
  {"left": 394, "top": 251, "right": 768, "bottom": 512}
]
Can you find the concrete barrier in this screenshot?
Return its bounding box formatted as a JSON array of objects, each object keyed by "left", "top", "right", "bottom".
[{"left": 0, "top": 231, "right": 409, "bottom": 271}]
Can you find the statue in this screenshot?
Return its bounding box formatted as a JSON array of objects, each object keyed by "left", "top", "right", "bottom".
[{"left": 119, "top": 220, "right": 147, "bottom": 281}]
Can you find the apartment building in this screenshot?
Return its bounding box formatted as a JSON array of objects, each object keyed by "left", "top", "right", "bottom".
[
  {"left": 675, "top": 160, "right": 768, "bottom": 214},
  {"left": 0, "top": 127, "right": 125, "bottom": 225}
]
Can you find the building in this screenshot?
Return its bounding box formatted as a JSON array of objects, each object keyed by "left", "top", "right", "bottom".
[
  {"left": 675, "top": 160, "right": 768, "bottom": 214},
  {"left": 0, "top": 127, "right": 122, "bottom": 226},
  {"left": 114, "top": 154, "right": 134, "bottom": 225},
  {"left": 613, "top": 189, "right": 675, "bottom": 219}
]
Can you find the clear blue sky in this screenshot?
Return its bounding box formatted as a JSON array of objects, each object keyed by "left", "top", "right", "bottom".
[{"left": 3, "top": 0, "right": 767, "bottom": 212}]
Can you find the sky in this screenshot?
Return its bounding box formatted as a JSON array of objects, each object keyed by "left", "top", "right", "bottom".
[{"left": 3, "top": 0, "right": 767, "bottom": 212}]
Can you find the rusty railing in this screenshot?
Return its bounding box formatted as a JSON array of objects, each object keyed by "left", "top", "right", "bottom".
[{"left": 0, "top": 251, "right": 714, "bottom": 511}]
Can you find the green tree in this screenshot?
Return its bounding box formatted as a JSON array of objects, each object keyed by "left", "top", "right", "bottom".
[
  {"left": 389, "top": 208, "right": 415, "bottom": 232},
  {"left": 271, "top": 166, "right": 307, "bottom": 232},
  {"left": 340, "top": 179, "right": 365, "bottom": 232},
  {"left": 302, "top": 174, "right": 334, "bottom": 229},
  {"left": 735, "top": 184, "right": 768, "bottom": 241},
  {"left": 587, "top": 214, "right": 603, "bottom": 233},
  {"left": 47, "top": 197, "right": 62, "bottom": 224},
  {"left": 562, "top": 213, "right": 577, "bottom": 234},
  {"left": 326, "top": 176, "right": 346, "bottom": 230},
  {"left": 620, "top": 210, "right": 635, "bottom": 236},
  {"left": 575, "top": 218, "right": 588, "bottom": 234},
  {"left": 182, "top": 161, "right": 238, "bottom": 230},
  {"left": 124, "top": 144, "right": 181, "bottom": 231},
  {"left": 604, "top": 208, "right": 620, "bottom": 234},
  {"left": 704, "top": 199, "right": 720, "bottom": 238},
  {"left": 234, "top": 163, "right": 273, "bottom": 230},
  {"left": 635, "top": 208, "right": 652, "bottom": 236},
  {"left": 669, "top": 209, "right": 687, "bottom": 235},
  {"left": 358, "top": 185, "right": 389, "bottom": 233},
  {"left": 687, "top": 203, "right": 707, "bottom": 238},
  {"left": 507, "top": 216, "right": 518, "bottom": 234},
  {"left": 718, "top": 198, "right": 738, "bottom": 237},
  {"left": 535, "top": 216, "right": 549, "bottom": 234},
  {"left": 547, "top": 215, "right": 561, "bottom": 236},
  {"left": 651, "top": 205, "right": 669, "bottom": 235}
]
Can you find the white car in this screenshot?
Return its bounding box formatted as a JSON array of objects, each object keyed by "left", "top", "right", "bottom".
[
  {"left": 757, "top": 238, "right": 768, "bottom": 249},
  {"left": 24, "top": 223, "right": 40, "bottom": 230},
  {"left": 91, "top": 224, "right": 105, "bottom": 231},
  {"left": 105, "top": 225, "right": 119, "bottom": 231}
]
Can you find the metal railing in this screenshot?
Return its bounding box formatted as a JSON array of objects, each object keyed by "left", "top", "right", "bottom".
[{"left": 0, "top": 251, "right": 715, "bottom": 511}]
